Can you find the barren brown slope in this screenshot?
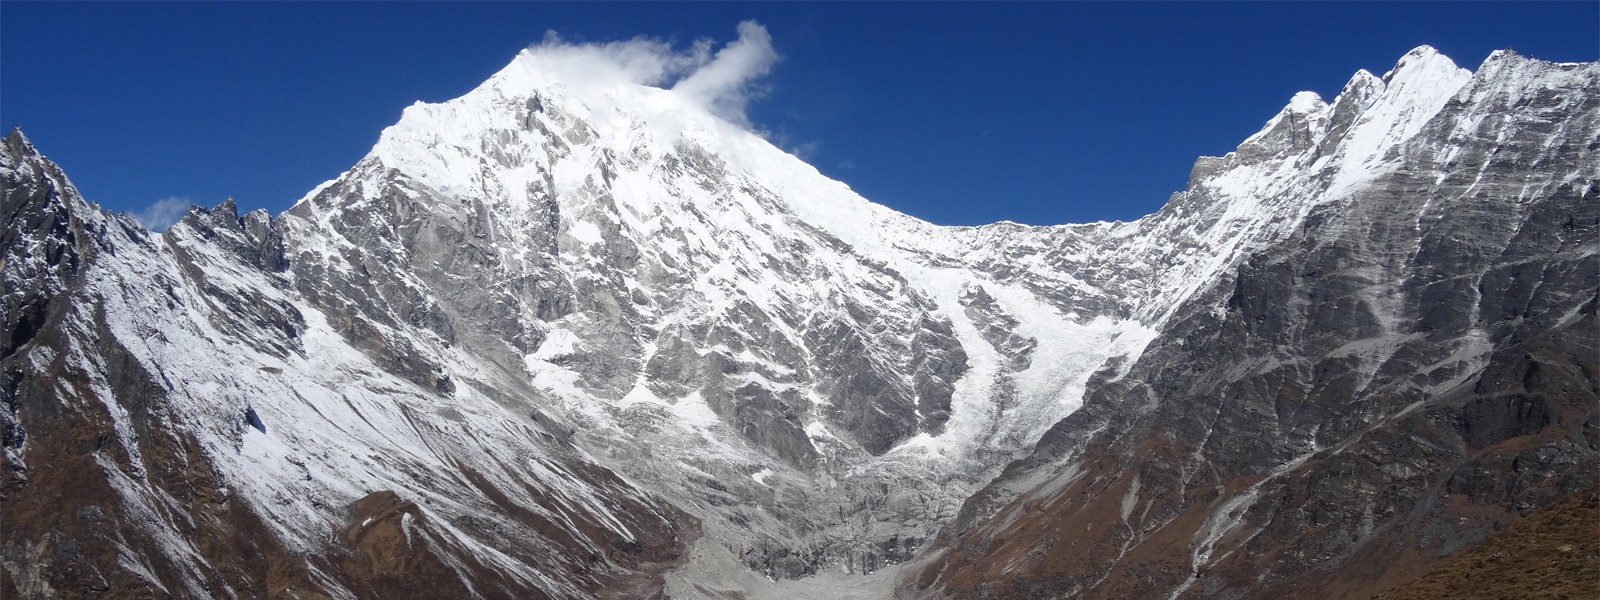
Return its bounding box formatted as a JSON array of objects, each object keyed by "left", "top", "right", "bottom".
[{"left": 1376, "top": 486, "right": 1600, "bottom": 600}]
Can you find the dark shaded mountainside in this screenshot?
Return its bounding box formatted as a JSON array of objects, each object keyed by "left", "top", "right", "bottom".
[{"left": 2, "top": 46, "right": 1597, "bottom": 599}]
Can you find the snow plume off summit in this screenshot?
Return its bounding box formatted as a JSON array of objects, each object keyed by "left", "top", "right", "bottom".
[{"left": 523, "top": 20, "right": 777, "bottom": 127}]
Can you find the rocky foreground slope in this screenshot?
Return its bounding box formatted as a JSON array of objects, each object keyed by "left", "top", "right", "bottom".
[{"left": 2, "top": 45, "right": 1595, "bottom": 599}]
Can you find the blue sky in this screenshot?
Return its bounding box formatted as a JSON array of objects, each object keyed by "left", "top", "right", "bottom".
[{"left": 3, "top": 2, "right": 1595, "bottom": 228}]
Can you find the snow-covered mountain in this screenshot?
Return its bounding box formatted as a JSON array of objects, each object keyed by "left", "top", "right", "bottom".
[{"left": 2, "top": 42, "right": 1595, "bottom": 599}]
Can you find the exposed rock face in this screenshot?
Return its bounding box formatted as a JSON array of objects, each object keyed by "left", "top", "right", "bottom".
[
  {"left": 906, "top": 49, "right": 1599, "bottom": 599},
  {"left": 2, "top": 45, "right": 1595, "bottom": 600}
]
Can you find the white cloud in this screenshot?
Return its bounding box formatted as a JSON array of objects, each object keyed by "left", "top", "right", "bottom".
[
  {"left": 670, "top": 21, "right": 779, "bottom": 125},
  {"left": 134, "top": 196, "right": 192, "bottom": 231},
  {"left": 526, "top": 20, "right": 778, "bottom": 125},
  {"left": 524, "top": 31, "right": 700, "bottom": 89}
]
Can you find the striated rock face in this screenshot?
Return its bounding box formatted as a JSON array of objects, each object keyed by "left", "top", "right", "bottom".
[
  {"left": 2, "top": 44, "right": 1596, "bottom": 600},
  {"left": 906, "top": 48, "right": 1599, "bottom": 599}
]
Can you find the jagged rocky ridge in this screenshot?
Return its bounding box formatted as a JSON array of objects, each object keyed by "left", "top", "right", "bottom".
[{"left": 1, "top": 46, "right": 1595, "bottom": 599}]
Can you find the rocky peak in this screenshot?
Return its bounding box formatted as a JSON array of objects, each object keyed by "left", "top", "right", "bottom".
[
  {"left": 2, "top": 127, "right": 37, "bottom": 161},
  {"left": 1237, "top": 91, "right": 1331, "bottom": 161},
  {"left": 2, "top": 128, "right": 83, "bottom": 214},
  {"left": 169, "top": 197, "right": 290, "bottom": 272},
  {"left": 0, "top": 127, "right": 111, "bottom": 358}
]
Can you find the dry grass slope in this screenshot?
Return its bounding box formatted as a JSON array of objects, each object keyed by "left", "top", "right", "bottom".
[{"left": 1378, "top": 487, "right": 1600, "bottom": 600}]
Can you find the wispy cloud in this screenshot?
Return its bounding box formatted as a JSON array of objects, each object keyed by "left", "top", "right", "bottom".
[
  {"left": 765, "top": 127, "right": 822, "bottom": 162},
  {"left": 785, "top": 140, "right": 821, "bottom": 161},
  {"left": 670, "top": 21, "right": 778, "bottom": 126},
  {"left": 134, "top": 196, "right": 192, "bottom": 231},
  {"left": 526, "top": 20, "right": 779, "bottom": 126}
]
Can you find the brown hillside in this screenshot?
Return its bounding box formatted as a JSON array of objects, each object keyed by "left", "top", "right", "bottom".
[{"left": 1378, "top": 487, "right": 1600, "bottom": 600}]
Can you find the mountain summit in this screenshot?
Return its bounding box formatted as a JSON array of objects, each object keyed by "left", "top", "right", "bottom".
[{"left": 2, "top": 45, "right": 1596, "bottom": 599}]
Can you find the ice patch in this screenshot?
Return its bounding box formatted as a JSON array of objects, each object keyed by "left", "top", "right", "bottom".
[
  {"left": 751, "top": 468, "right": 773, "bottom": 486},
  {"left": 532, "top": 328, "right": 582, "bottom": 361},
  {"left": 569, "top": 220, "right": 604, "bottom": 246}
]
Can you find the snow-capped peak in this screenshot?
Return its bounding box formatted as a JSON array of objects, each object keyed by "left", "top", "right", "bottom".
[
  {"left": 1384, "top": 44, "right": 1454, "bottom": 80},
  {"left": 1379, "top": 44, "right": 1470, "bottom": 103},
  {"left": 1285, "top": 90, "right": 1328, "bottom": 113},
  {"left": 1321, "top": 46, "right": 1472, "bottom": 197},
  {"left": 1335, "top": 69, "right": 1386, "bottom": 104}
]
